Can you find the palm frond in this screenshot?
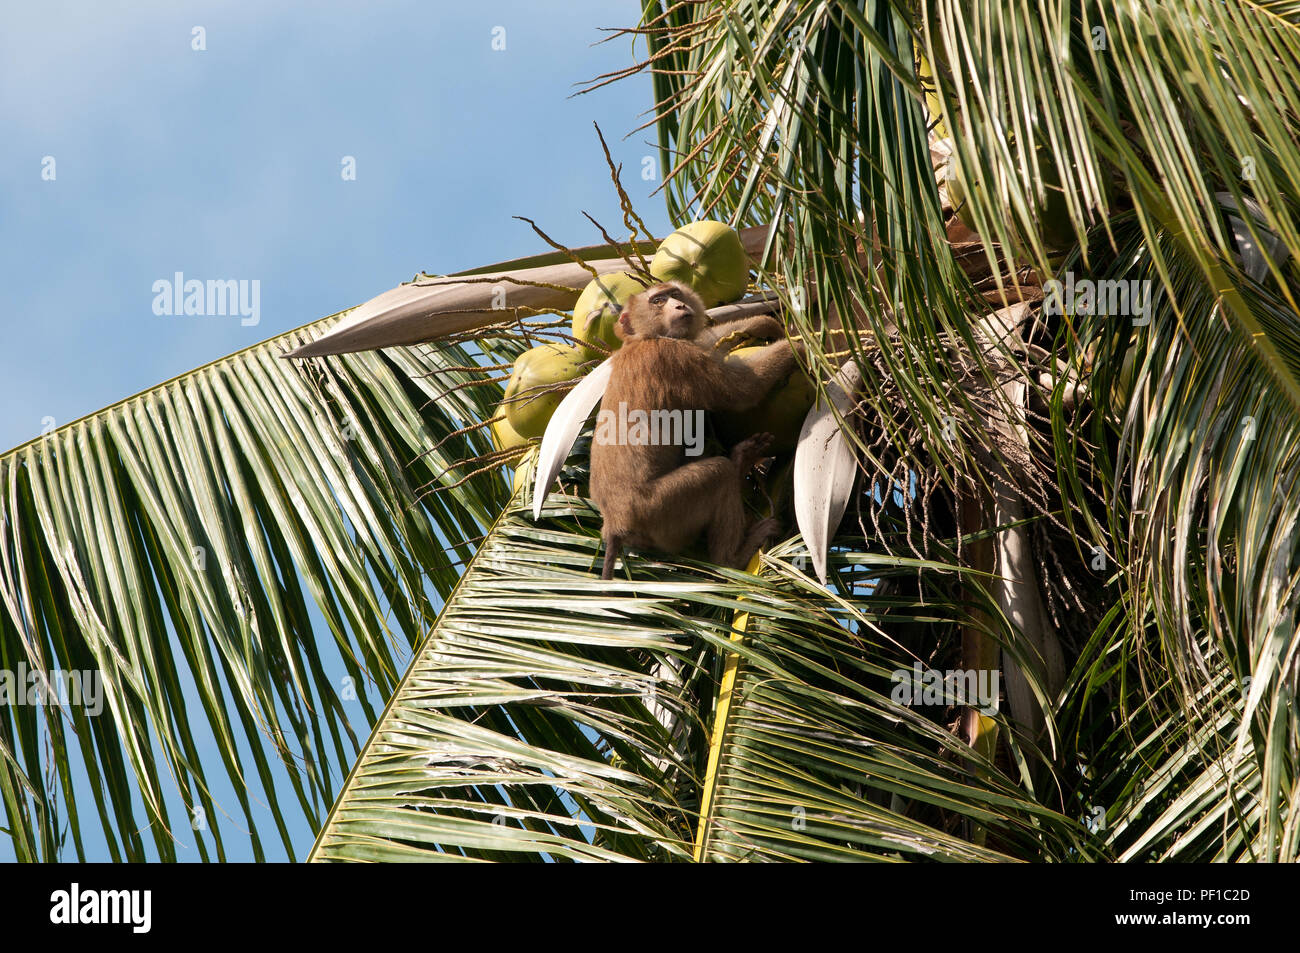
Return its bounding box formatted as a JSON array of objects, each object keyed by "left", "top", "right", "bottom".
[
  {"left": 620, "top": 0, "right": 1300, "bottom": 861},
  {"left": 0, "top": 312, "right": 511, "bottom": 861},
  {"left": 1053, "top": 217, "right": 1300, "bottom": 860},
  {"left": 690, "top": 535, "right": 1092, "bottom": 862},
  {"left": 311, "top": 477, "right": 720, "bottom": 862},
  {"left": 313, "top": 447, "right": 1094, "bottom": 862}
]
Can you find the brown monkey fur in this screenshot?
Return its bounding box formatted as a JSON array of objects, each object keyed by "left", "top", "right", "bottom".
[{"left": 589, "top": 281, "right": 800, "bottom": 579}]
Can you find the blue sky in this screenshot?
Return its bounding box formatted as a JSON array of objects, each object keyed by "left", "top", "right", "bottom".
[
  {"left": 0, "top": 0, "right": 672, "bottom": 453},
  {"left": 0, "top": 0, "right": 673, "bottom": 861}
]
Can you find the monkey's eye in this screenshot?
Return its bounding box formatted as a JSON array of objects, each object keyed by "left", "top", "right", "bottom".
[{"left": 650, "top": 294, "right": 666, "bottom": 305}]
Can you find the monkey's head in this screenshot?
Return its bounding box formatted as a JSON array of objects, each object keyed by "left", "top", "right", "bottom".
[{"left": 616, "top": 282, "right": 708, "bottom": 342}]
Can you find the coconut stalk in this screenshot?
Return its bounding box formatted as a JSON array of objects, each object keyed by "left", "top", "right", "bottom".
[
  {"left": 971, "top": 304, "right": 1066, "bottom": 744},
  {"left": 988, "top": 381, "right": 1064, "bottom": 743},
  {"left": 956, "top": 482, "right": 999, "bottom": 847},
  {"left": 958, "top": 486, "right": 1000, "bottom": 754}
]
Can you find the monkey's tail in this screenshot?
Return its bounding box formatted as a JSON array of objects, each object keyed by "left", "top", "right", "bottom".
[{"left": 601, "top": 533, "right": 624, "bottom": 580}]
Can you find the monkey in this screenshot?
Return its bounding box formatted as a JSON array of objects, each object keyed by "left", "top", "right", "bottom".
[{"left": 588, "top": 281, "right": 802, "bottom": 579}]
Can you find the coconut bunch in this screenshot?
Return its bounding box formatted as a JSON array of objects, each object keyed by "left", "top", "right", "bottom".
[
  {"left": 285, "top": 212, "right": 861, "bottom": 580},
  {"left": 518, "top": 220, "right": 868, "bottom": 584},
  {"left": 497, "top": 219, "right": 814, "bottom": 454}
]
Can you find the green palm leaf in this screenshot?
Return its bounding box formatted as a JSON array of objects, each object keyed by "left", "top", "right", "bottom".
[
  {"left": 311, "top": 477, "right": 717, "bottom": 862},
  {"left": 8, "top": 0, "right": 1300, "bottom": 865},
  {"left": 0, "top": 313, "right": 510, "bottom": 861},
  {"left": 690, "top": 537, "right": 1094, "bottom": 862},
  {"left": 617, "top": 0, "right": 1300, "bottom": 861},
  {"left": 312, "top": 451, "right": 1094, "bottom": 862}
]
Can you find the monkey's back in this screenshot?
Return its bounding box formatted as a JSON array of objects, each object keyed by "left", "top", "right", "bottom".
[{"left": 589, "top": 338, "right": 716, "bottom": 525}]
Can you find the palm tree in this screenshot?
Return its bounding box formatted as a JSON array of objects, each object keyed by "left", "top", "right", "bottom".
[{"left": 3, "top": 0, "right": 1298, "bottom": 862}]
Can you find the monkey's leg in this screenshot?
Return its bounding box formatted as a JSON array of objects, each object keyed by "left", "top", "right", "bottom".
[
  {"left": 601, "top": 531, "right": 625, "bottom": 580},
  {"left": 637, "top": 458, "right": 747, "bottom": 559},
  {"left": 640, "top": 435, "right": 779, "bottom": 570},
  {"left": 730, "top": 431, "right": 774, "bottom": 472},
  {"left": 714, "top": 432, "right": 781, "bottom": 567}
]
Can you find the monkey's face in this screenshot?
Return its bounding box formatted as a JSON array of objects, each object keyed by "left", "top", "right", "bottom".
[{"left": 616, "top": 282, "right": 707, "bottom": 341}]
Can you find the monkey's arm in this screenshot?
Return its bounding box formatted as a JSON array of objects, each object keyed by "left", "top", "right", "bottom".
[
  {"left": 710, "top": 340, "right": 801, "bottom": 411},
  {"left": 695, "top": 315, "right": 785, "bottom": 352}
]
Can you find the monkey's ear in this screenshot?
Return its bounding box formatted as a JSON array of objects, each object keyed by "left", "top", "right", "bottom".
[{"left": 615, "top": 309, "right": 633, "bottom": 340}]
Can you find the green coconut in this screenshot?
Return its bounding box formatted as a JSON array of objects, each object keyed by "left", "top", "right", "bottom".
[
  {"left": 649, "top": 220, "right": 749, "bottom": 308},
  {"left": 1030, "top": 149, "right": 1077, "bottom": 252},
  {"left": 503, "top": 344, "right": 587, "bottom": 439},
  {"left": 571, "top": 271, "right": 647, "bottom": 357},
  {"left": 716, "top": 346, "right": 816, "bottom": 454},
  {"left": 509, "top": 454, "right": 532, "bottom": 497},
  {"left": 490, "top": 413, "right": 530, "bottom": 453}
]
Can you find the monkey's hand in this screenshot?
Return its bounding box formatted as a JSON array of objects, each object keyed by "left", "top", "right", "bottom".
[
  {"left": 699, "top": 315, "right": 785, "bottom": 352},
  {"left": 727, "top": 315, "right": 785, "bottom": 340},
  {"left": 730, "top": 432, "right": 775, "bottom": 474}
]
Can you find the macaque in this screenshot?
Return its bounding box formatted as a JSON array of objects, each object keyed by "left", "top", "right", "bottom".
[{"left": 589, "top": 281, "right": 800, "bottom": 579}]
